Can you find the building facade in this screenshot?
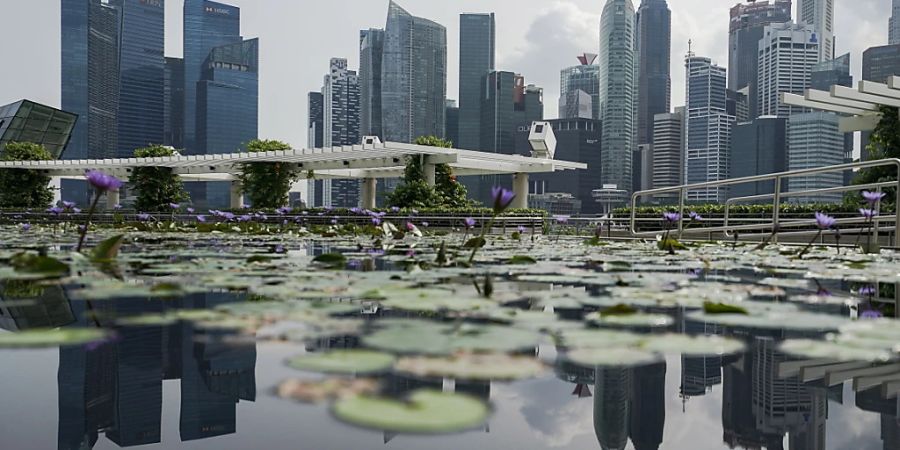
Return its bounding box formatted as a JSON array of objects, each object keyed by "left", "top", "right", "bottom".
[
  {"left": 787, "top": 113, "right": 845, "bottom": 203},
  {"left": 757, "top": 22, "right": 819, "bottom": 118},
  {"left": 685, "top": 55, "right": 734, "bottom": 203},
  {"left": 598, "top": 0, "right": 636, "bottom": 197},
  {"left": 636, "top": 0, "right": 671, "bottom": 147},
  {"left": 458, "top": 13, "right": 495, "bottom": 150},
  {"left": 892, "top": 0, "right": 900, "bottom": 45},
  {"left": 650, "top": 107, "right": 684, "bottom": 204},
  {"left": 164, "top": 57, "right": 185, "bottom": 149},
  {"left": 796, "top": 0, "right": 834, "bottom": 62},
  {"left": 183, "top": 0, "right": 242, "bottom": 154},
  {"left": 307, "top": 92, "right": 325, "bottom": 208},
  {"left": 729, "top": 117, "right": 787, "bottom": 199},
  {"left": 381, "top": 1, "right": 447, "bottom": 143},
  {"left": 445, "top": 99, "right": 459, "bottom": 147},
  {"left": 0, "top": 100, "right": 78, "bottom": 159},
  {"left": 358, "top": 28, "right": 384, "bottom": 139},
  {"left": 728, "top": 0, "right": 792, "bottom": 119},
  {"left": 559, "top": 54, "right": 600, "bottom": 120},
  {"left": 321, "top": 58, "right": 361, "bottom": 208}
]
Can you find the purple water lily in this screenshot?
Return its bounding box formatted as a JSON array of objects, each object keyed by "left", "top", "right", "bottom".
[
  {"left": 20, "top": 223, "right": 31, "bottom": 232},
  {"left": 196, "top": 215, "right": 207, "bottom": 223},
  {"left": 858, "top": 285, "right": 876, "bottom": 297},
  {"left": 71, "top": 207, "right": 82, "bottom": 214},
  {"left": 169, "top": 203, "right": 180, "bottom": 210},
  {"left": 860, "top": 309, "right": 883, "bottom": 320},
  {"left": 517, "top": 225, "right": 527, "bottom": 234},
  {"left": 663, "top": 212, "right": 681, "bottom": 223},
  {"left": 862, "top": 191, "right": 886, "bottom": 205},
  {"left": 406, "top": 222, "right": 416, "bottom": 231},
  {"left": 137, "top": 213, "right": 151, "bottom": 221},
  {"left": 47, "top": 207, "right": 63, "bottom": 216},
  {"left": 238, "top": 215, "right": 252, "bottom": 223},
  {"left": 815, "top": 212, "right": 836, "bottom": 230},
  {"left": 85, "top": 170, "right": 123, "bottom": 192},
  {"left": 186, "top": 207, "right": 195, "bottom": 214},
  {"left": 860, "top": 208, "right": 878, "bottom": 220},
  {"left": 491, "top": 186, "right": 516, "bottom": 214},
  {"left": 62, "top": 201, "right": 76, "bottom": 210},
  {"left": 222, "top": 212, "right": 236, "bottom": 221},
  {"left": 330, "top": 217, "right": 339, "bottom": 225},
  {"left": 554, "top": 215, "right": 570, "bottom": 224},
  {"left": 464, "top": 218, "right": 476, "bottom": 229},
  {"left": 390, "top": 206, "right": 401, "bottom": 213},
  {"left": 371, "top": 217, "right": 382, "bottom": 226},
  {"left": 689, "top": 211, "right": 703, "bottom": 222}
]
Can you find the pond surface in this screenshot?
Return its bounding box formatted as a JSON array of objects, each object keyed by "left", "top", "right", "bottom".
[{"left": 0, "top": 225, "right": 898, "bottom": 450}]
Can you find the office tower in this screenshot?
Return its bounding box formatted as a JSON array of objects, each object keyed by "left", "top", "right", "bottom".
[
  {"left": 598, "top": 0, "right": 636, "bottom": 196},
  {"left": 105, "top": 325, "right": 164, "bottom": 447},
  {"left": 787, "top": 112, "right": 845, "bottom": 203},
  {"left": 727, "top": 89, "right": 750, "bottom": 124},
  {"left": 729, "top": 117, "right": 787, "bottom": 199},
  {"left": 728, "top": 0, "right": 792, "bottom": 119},
  {"left": 381, "top": 1, "right": 447, "bottom": 143},
  {"left": 651, "top": 107, "right": 684, "bottom": 204},
  {"left": 458, "top": 13, "right": 496, "bottom": 150},
  {"left": 636, "top": 0, "right": 671, "bottom": 147},
  {"left": 514, "top": 118, "right": 604, "bottom": 214},
  {"left": 183, "top": 0, "right": 242, "bottom": 154},
  {"left": 757, "top": 22, "right": 819, "bottom": 118},
  {"left": 685, "top": 55, "right": 734, "bottom": 203},
  {"left": 593, "top": 367, "right": 632, "bottom": 450},
  {"left": 445, "top": 99, "right": 459, "bottom": 147},
  {"left": 559, "top": 54, "right": 601, "bottom": 120},
  {"left": 164, "top": 57, "right": 185, "bottom": 149},
  {"left": 321, "top": 58, "right": 361, "bottom": 208},
  {"left": 307, "top": 92, "right": 325, "bottom": 207},
  {"left": 892, "top": 0, "right": 900, "bottom": 44},
  {"left": 810, "top": 54, "right": 854, "bottom": 169},
  {"left": 630, "top": 363, "right": 666, "bottom": 450},
  {"left": 0, "top": 100, "right": 78, "bottom": 159},
  {"left": 359, "top": 28, "right": 384, "bottom": 138},
  {"left": 196, "top": 39, "right": 259, "bottom": 208},
  {"left": 796, "top": 0, "right": 834, "bottom": 61}
]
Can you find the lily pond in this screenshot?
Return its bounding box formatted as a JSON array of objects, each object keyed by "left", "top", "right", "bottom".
[{"left": 2, "top": 223, "right": 900, "bottom": 450}]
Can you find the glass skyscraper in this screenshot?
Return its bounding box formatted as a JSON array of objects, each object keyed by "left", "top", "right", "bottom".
[
  {"left": 636, "top": 0, "right": 671, "bottom": 147},
  {"left": 892, "top": 0, "right": 900, "bottom": 45},
  {"left": 183, "top": 0, "right": 241, "bottom": 154},
  {"left": 559, "top": 55, "right": 600, "bottom": 120},
  {"left": 458, "top": 13, "right": 495, "bottom": 150},
  {"left": 321, "top": 58, "right": 361, "bottom": 208},
  {"left": 381, "top": 1, "right": 447, "bottom": 143},
  {"left": 359, "top": 28, "right": 384, "bottom": 139},
  {"left": 598, "top": 0, "right": 636, "bottom": 197},
  {"left": 685, "top": 55, "right": 733, "bottom": 203},
  {"left": 164, "top": 57, "right": 185, "bottom": 149}
]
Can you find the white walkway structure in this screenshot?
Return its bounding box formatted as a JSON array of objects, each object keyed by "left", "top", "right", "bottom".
[
  {"left": 0, "top": 137, "right": 586, "bottom": 209},
  {"left": 781, "top": 75, "right": 900, "bottom": 132}
]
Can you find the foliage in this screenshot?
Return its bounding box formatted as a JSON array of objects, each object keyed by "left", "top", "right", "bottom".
[
  {"left": 853, "top": 105, "right": 900, "bottom": 206},
  {"left": 131, "top": 145, "right": 189, "bottom": 212},
  {"left": 238, "top": 139, "right": 300, "bottom": 209},
  {"left": 0, "top": 142, "right": 54, "bottom": 208},
  {"left": 619, "top": 202, "right": 896, "bottom": 217},
  {"left": 387, "top": 136, "right": 474, "bottom": 209}
]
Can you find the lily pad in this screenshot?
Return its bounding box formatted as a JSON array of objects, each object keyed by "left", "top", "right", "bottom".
[
  {"left": 277, "top": 378, "right": 379, "bottom": 404},
  {"left": 394, "top": 353, "right": 545, "bottom": 380},
  {"left": 332, "top": 390, "right": 489, "bottom": 434},
  {"left": 286, "top": 350, "right": 396, "bottom": 374},
  {"left": 641, "top": 334, "right": 745, "bottom": 356},
  {"left": 363, "top": 321, "right": 541, "bottom": 355},
  {"left": 0, "top": 328, "right": 107, "bottom": 348},
  {"left": 563, "top": 347, "right": 661, "bottom": 368}
]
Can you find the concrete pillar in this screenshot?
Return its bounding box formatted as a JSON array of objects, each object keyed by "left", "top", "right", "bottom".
[
  {"left": 106, "top": 190, "right": 120, "bottom": 210},
  {"left": 512, "top": 173, "right": 529, "bottom": 209},
  {"left": 424, "top": 162, "right": 436, "bottom": 186},
  {"left": 230, "top": 180, "right": 243, "bottom": 210},
  {"left": 361, "top": 178, "right": 377, "bottom": 209}
]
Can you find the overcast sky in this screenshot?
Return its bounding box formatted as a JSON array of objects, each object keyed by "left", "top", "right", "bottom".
[{"left": 0, "top": 0, "right": 893, "bottom": 149}]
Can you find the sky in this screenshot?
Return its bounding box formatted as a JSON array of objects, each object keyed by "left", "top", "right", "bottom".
[{"left": 0, "top": 0, "right": 893, "bottom": 150}]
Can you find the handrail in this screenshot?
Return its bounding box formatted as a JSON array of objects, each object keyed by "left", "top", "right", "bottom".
[{"left": 630, "top": 158, "right": 900, "bottom": 245}]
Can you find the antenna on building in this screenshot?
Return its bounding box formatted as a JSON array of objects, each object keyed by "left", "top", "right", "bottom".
[{"left": 687, "top": 39, "right": 694, "bottom": 58}]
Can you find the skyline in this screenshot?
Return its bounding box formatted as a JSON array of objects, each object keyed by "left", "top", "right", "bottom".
[{"left": 0, "top": 0, "right": 893, "bottom": 151}]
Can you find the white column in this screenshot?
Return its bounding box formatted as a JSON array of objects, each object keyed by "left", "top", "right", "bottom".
[
  {"left": 424, "top": 161, "right": 436, "bottom": 187},
  {"left": 361, "top": 178, "right": 377, "bottom": 209},
  {"left": 230, "top": 180, "right": 243, "bottom": 209},
  {"left": 512, "top": 173, "right": 529, "bottom": 209},
  {"left": 106, "top": 190, "right": 120, "bottom": 210}
]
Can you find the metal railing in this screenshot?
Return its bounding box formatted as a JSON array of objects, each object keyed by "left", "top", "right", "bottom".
[{"left": 630, "top": 158, "right": 900, "bottom": 245}]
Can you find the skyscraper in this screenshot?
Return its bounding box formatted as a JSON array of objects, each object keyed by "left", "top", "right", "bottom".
[
  {"left": 359, "top": 28, "right": 384, "bottom": 138},
  {"left": 559, "top": 54, "right": 600, "bottom": 120},
  {"left": 787, "top": 113, "right": 845, "bottom": 203},
  {"left": 598, "top": 0, "right": 637, "bottom": 196},
  {"left": 307, "top": 92, "right": 325, "bottom": 207},
  {"left": 727, "top": 0, "right": 792, "bottom": 119},
  {"left": 381, "top": 1, "right": 447, "bottom": 143},
  {"left": 322, "top": 58, "right": 361, "bottom": 208},
  {"left": 892, "top": 0, "right": 900, "bottom": 45},
  {"left": 164, "top": 57, "right": 185, "bottom": 149},
  {"left": 445, "top": 99, "right": 459, "bottom": 147},
  {"left": 651, "top": 107, "right": 684, "bottom": 204},
  {"left": 796, "top": 0, "right": 835, "bottom": 62},
  {"left": 729, "top": 117, "right": 787, "bottom": 199},
  {"left": 183, "top": 0, "right": 242, "bottom": 154},
  {"left": 636, "top": 0, "right": 671, "bottom": 147},
  {"left": 458, "top": 13, "right": 495, "bottom": 150},
  {"left": 685, "top": 54, "right": 733, "bottom": 203},
  {"left": 757, "top": 22, "right": 819, "bottom": 118}
]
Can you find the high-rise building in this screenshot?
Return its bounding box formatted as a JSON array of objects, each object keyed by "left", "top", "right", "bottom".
[
  {"left": 729, "top": 117, "right": 787, "bottom": 199},
  {"left": 787, "top": 112, "right": 845, "bottom": 203},
  {"left": 757, "top": 22, "right": 819, "bottom": 118},
  {"left": 164, "top": 57, "right": 185, "bottom": 149},
  {"left": 598, "top": 0, "right": 637, "bottom": 197},
  {"left": 359, "top": 28, "right": 384, "bottom": 139},
  {"left": 196, "top": 39, "right": 259, "bottom": 207},
  {"left": 458, "top": 13, "right": 495, "bottom": 150},
  {"left": 636, "top": 0, "right": 671, "bottom": 147},
  {"left": 307, "top": 92, "right": 325, "bottom": 207},
  {"left": 685, "top": 55, "right": 734, "bottom": 203},
  {"left": 727, "top": 88, "right": 750, "bottom": 124},
  {"left": 892, "top": 0, "right": 900, "bottom": 45},
  {"left": 651, "top": 107, "right": 684, "bottom": 204},
  {"left": 810, "top": 54, "right": 854, "bottom": 170},
  {"left": 381, "top": 1, "right": 447, "bottom": 143},
  {"left": 445, "top": 99, "right": 459, "bottom": 147},
  {"left": 593, "top": 367, "right": 632, "bottom": 450},
  {"left": 796, "top": 0, "right": 834, "bottom": 62},
  {"left": 559, "top": 54, "right": 600, "bottom": 120},
  {"left": 183, "top": 0, "right": 242, "bottom": 154},
  {"left": 321, "top": 58, "right": 361, "bottom": 208},
  {"left": 728, "top": 0, "right": 792, "bottom": 119}
]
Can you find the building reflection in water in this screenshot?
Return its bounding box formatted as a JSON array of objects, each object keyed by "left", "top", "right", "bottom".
[
  {"left": 591, "top": 363, "right": 667, "bottom": 450},
  {"left": 54, "top": 292, "right": 256, "bottom": 450}
]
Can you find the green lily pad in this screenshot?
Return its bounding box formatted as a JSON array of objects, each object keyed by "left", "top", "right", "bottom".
[
  {"left": 312, "top": 253, "right": 347, "bottom": 268},
  {"left": 703, "top": 302, "right": 749, "bottom": 315},
  {"left": 564, "top": 347, "right": 661, "bottom": 368},
  {"left": 779, "top": 339, "right": 894, "bottom": 362},
  {"left": 0, "top": 328, "right": 107, "bottom": 348},
  {"left": 10, "top": 253, "right": 69, "bottom": 277},
  {"left": 332, "top": 390, "right": 489, "bottom": 434},
  {"left": 641, "top": 334, "right": 745, "bottom": 356},
  {"left": 508, "top": 255, "right": 537, "bottom": 265},
  {"left": 286, "top": 350, "right": 396, "bottom": 374},
  {"left": 394, "top": 353, "right": 545, "bottom": 380},
  {"left": 363, "top": 321, "right": 541, "bottom": 355},
  {"left": 586, "top": 312, "right": 674, "bottom": 328},
  {"left": 91, "top": 235, "right": 125, "bottom": 261}
]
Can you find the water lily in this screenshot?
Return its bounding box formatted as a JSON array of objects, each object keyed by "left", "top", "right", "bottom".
[
  {"left": 78, "top": 170, "right": 123, "bottom": 252},
  {"left": 554, "top": 215, "right": 570, "bottom": 224},
  {"left": 196, "top": 215, "right": 207, "bottom": 223},
  {"left": 689, "top": 211, "right": 702, "bottom": 222},
  {"left": 663, "top": 212, "right": 681, "bottom": 223},
  {"left": 137, "top": 213, "right": 151, "bottom": 221},
  {"left": 464, "top": 218, "right": 476, "bottom": 229},
  {"left": 517, "top": 225, "right": 526, "bottom": 234},
  {"left": 491, "top": 186, "right": 516, "bottom": 215},
  {"left": 20, "top": 223, "right": 31, "bottom": 232},
  {"left": 62, "top": 201, "right": 76, "bottom": 210},
  {"left": 186, "top": 207, "right": 195, "bottom": 214},
  {"left": 860, "top": 309, "right": 884, "bottom": 320},
  {"left": 860, "top": 208, "right": 878, "bottom": 220},
  {"left": 371, "top": 217, "right": 382, "bottom": 226},
  {"left": 862, "top": 191, "right": 886, "bottom": 205},
  {"left": 391, "top": 206, "right": 401, "bottom": 213},
  {"left": 799, "top": 213, "right": 837, "bottom": 258},
  {"left": 169, "top": 203, "right": 180, "bottom": 210},
  {"left": 858, "top": 285, "right": 876, "bottom": 297},
  {"left": 47, "top": 207, "right": 63, "bottom": 216},
  {"left": 406, "top": 222, "right": 416, "bottom": 232}
]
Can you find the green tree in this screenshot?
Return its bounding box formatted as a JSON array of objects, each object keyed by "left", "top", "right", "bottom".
[
  {"left": 0, "top": 142, "right": 54, "bottom": 208},
  {"left": 132, "top": 145, "right": 189, "bottom": 211},
  {"left": 853, "top": 105, "right": 900, "bottom": 207},
  {"left": 387, "top": 136, "right": 473, "bottom": 209},
  {"left": 238, "top": 139, "right": 299, "bottom": 209}
]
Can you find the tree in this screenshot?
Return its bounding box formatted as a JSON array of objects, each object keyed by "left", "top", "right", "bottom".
[
  {"left": 387, "top": 136, "right": 473, "bottom": 209},
  {"left": 853, "top": 105, "right": 900, "bottom": 207},
  {"left": 238, "top": 139, "right": 299, "bottom": 209},
  {"left": 0, "top": 142, "right": 54, "bottom": 208},
  {"left": 132, "top": 145, "right": 189, "bottom": 211}
]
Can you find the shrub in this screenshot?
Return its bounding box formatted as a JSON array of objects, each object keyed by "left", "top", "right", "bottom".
[
  {"left": 853, "top": 105, "right": 899, "bottom": 206},
  {"left": 0, "top": 142, "right": 54, "bottom": 208},
  {"left": 238, "top": 139, "right": 299, "bottom": 209},
  {"left": 387, "top": 136, "right": 474, "bottom": 209},
  {"left": 132, "top": 145, "right": 189, "bottom": 211}
]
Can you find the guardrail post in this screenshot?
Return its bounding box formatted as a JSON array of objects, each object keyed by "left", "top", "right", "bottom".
[
  {"left": 677, "top": 188, "right": 685, "bottom": 235},
  {"left": 772, "top": 176, "right": 782, "bottom": 244},
  {"left": 895, "top": 162, "right": 900, "bottom": 247}
]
